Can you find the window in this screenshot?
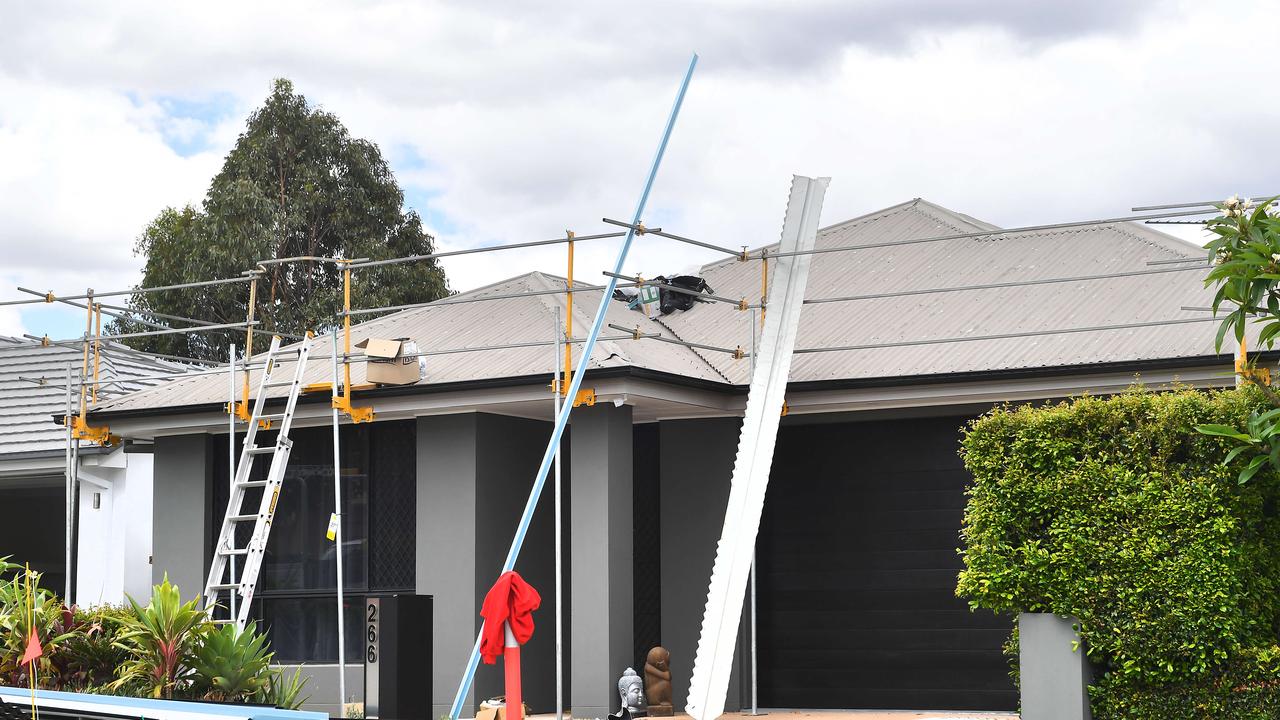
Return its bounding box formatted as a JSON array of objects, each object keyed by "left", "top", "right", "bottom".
[{"left": 210, "top": 421, "right": 415, "bottom": 663}]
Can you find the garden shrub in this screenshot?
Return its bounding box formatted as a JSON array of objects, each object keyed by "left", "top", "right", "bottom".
[{"left": 957, "top": 387, "right": 1280, "bottom": 719}]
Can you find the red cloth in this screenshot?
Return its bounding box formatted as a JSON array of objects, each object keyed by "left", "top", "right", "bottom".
[{"left": 480, "top": 571, "right": 541, "bottom": 664}]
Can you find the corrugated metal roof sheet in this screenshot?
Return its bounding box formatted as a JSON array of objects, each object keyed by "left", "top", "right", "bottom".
[
  {"left": 0, "top": 337, "right": 193, "bottom": 458},
  {"left": 92, "top": 198, "right": 1222, "bottom": 416}
]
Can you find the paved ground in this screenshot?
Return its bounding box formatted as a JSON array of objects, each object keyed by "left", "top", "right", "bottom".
[{"left": 529, "top": 710, "right": 1018, "bottom": 720}]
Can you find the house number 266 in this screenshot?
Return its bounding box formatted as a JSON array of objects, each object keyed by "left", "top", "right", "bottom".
[{"left": 367, "top": 600, "right": 379, "bottom": 664}]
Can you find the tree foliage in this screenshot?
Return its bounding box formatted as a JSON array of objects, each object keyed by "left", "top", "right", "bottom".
[
  {"left": 110, "top": 78, "right": 448, "bottom": 360},
  {"left": 1192, "top": 195, "right": 1280, "bottom": 483}
]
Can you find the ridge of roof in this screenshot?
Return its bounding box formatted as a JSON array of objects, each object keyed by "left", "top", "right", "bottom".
[{"left": 698, "top": 198, "right": 999, "bottom": 275}]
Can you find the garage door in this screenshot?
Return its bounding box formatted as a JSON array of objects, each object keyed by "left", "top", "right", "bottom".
[
  {"left": 0, "top": 484, "right": 67, "bottom": 593},
  {"left": 756, "top": 415, "right": 1016, "bottom": 711}
]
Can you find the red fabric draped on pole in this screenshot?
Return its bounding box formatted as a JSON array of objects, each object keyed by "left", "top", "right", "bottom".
[{"left": 480, "top": 571, "right": 541, "bottom": 664}]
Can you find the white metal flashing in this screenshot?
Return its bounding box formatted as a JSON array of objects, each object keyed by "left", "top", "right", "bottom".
[{"left": 685, "top": 175, "right": 829, "bottom": 720}]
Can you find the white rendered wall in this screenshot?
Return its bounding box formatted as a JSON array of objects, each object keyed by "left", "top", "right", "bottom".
[{"left": 76, "top": 448, "right": 154, "bottom": 607}]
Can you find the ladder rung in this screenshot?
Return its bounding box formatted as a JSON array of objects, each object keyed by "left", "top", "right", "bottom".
[
  {"left": 246, "top": 445, "right": 278, "bottom": 455},
  {"left": 259, "top": 413, "right": 287, "bottom": 421},
  {"left": 264, "top": 379, "right": 297, "bottom": 388},
  {"left": 210, "top": 618, "right": 235, "bottom": 625},
  {"left": 237, "top": 480, "right": 272, "bottom": 488},
  {"left": 207, "top": 583, "right": 240, "bottom": 591},
  {"left": 220, "top": 547, "right": 250, "bottom": 556},
  {"left": 228, "top": 514, "right": 258, "bottom": 522}
]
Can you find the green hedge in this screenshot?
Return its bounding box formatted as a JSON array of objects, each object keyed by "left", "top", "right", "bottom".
[{"left": 957, "top": 387, "right": 1280, "bottom": 718}]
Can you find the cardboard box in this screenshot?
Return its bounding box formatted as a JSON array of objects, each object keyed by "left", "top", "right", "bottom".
[
  {"left": 355, "top": 337, "right": 422, "bottom": 385},
  {"left": 475, "top": 698, "right": 531, "bottom": 720}
]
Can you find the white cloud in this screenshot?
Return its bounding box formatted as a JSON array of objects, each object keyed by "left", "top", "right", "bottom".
[{"left": 0, "top": 0, "right": 1267, "bottom": 339}]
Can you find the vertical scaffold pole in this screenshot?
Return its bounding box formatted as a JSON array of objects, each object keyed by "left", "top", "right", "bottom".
[
  {"left": 331, "top": 331, "right": 348, "bottom": 714},
  {"left": 227, "top": 344, "right": 237, "bottom": 620},
  {"left": 448, "top": 52, "right": 698, "bottom": 720},
  {"left": 553, "top": 306, "right": 564, "bottom": 720},
  {"left": 748, "top": 311, "right": 759, "bottom": 717},
  {"left": 64, "top": 364, "right": 73, "bottom": 603}
]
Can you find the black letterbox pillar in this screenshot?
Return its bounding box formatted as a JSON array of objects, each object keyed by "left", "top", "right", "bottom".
[{"left": 365, "top": 594, "right": 433, "bottom": 720}]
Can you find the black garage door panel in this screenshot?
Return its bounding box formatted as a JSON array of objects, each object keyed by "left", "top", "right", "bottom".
[{"left": 758, "top": 415, "right": 1016, "bottom": 711}]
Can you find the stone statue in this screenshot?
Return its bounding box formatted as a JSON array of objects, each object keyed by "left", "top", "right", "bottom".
[
  {"left": 643, "top": 647, "right": 673, "bottom": 716},
  {"left": 612, "top": 667, "right": 646, "bottom": 719}
]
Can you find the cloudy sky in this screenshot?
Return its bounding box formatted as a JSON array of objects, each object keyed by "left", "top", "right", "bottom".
[{"left": 0, "top": 0, "right": 1272, "bottom": 340}]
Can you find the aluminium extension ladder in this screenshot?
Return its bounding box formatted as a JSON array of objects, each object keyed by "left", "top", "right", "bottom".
[{"left": 202, "top": 335, "right": 311, "bottom": 628}]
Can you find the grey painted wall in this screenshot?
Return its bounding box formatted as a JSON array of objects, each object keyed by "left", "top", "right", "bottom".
[
  {"left": 418, "top": 414, "right": 480, "bottom": 719},
  {"left": 659, "top": 417, "right": 748, "bottom": 714},
  {"left": 570, "top": 403, "right": 633, "bottom": 720},
  {"left": 417, "top": 413, "right": 565, "bottom": 718},
  {"left": 1019, "top": 613, "right": 1092, "bottom": 720},
  {"left": 152, "top": 433, "right": 209, "bottom": 597},
  {"left": 277, "top": 663, "right": 363, "bottom": 718}
]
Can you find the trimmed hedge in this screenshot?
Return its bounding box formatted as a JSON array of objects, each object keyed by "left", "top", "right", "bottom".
[{"left": 957, "top": 387, "right": 1280, "bottom": 718}]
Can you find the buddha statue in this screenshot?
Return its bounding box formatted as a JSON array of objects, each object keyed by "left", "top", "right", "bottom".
[
  {"left": 643, "top": 647, "right": 673, "bottom": 716},
  {"left": 614, "top": 667, "right": 646, "bottom": 719}
]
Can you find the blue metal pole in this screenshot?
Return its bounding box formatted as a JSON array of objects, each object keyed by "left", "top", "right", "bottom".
[{"left": 448, "top": 52, "right": 698, "bottom": 720}]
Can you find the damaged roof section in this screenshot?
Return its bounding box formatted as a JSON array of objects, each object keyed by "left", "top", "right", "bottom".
[{"left": 660, "top": 198, "right": 1217, "bottom": 384}]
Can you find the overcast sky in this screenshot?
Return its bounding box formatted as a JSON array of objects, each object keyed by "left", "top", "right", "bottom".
[{"left": 0, "top": 0, "right": 1272, "bottom": 340}]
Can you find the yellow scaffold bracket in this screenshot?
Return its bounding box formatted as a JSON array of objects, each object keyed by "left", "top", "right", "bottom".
[
  {"left": 1237, "top": 337, "right": 1273, "bottom": 385},
  {"left": 781, "top": 402, "right": 789, "bottom": 417},
  {"left": 68, "top": 415, "right": 119, "bottom": 447},
  {"left": 740, "top": 246, "right": 751, "bottom": 262},
  {"left": 44, "top": 292, "right": 55, "bottom": 303},
  {"left": 332, "top": 394, "right": 375, "bottom": 424},
  {"left": 737, "top": 298, "right": 749, "bottom": 311},
  {"left": 39, "top": 335, "right": 50, "bottom": 347},
  {"left": 630, "top": 325, "right": 643, "bottom": 340},
  {"left": 634, "top": 222, "right": 648, "bottom": 235},
  {"left": 573, "top": 389, "right": 596, "bottom": 408},
  {"left": 733, "top": 346, "right": 745, "bottom": 360}
]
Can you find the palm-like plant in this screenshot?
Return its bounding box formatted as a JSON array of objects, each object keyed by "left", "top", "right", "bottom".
[
  {"left": 189, "top": 622, "right": 273, "bottom": 701},
  {"left": 112, "top": 575, "right": 209, "bottom": 698},
  {"left": 0, "top": 562, "right": 77, "bottom": 687}
]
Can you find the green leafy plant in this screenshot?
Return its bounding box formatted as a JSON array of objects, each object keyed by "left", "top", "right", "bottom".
[
  {"left": 111, "top": 575, "right": 209, "bottom": 699},
  {"left": 55, "top": 606, "right": 133, "bottom": 691},
  {"left": 958, "top": 386, "right": 1280, "bottom": 718},
  {"left": 256, "top": 666, "right": 311, "bottom": 710},
  {"left": 0, "top": 563, "right": 78, "bottom": 688},
  {"left": 1195, "top": 406, "right": 1280, "bottom": 483},
  {"left": 189, "top": 622, "right": 273, "bottom": 701},
  {"left": 1194, "top": 195, "right": 1280, "bottom": 483}
]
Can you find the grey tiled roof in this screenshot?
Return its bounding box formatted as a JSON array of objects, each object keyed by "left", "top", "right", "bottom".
[
  {"left": 91, "top": 198, "right": 1220, "bottom": 416},
  {"left": 0, "top": 337, "right": 192, "bottom": 458}
]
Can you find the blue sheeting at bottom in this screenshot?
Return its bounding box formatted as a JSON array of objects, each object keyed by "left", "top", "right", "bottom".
[{"left": 0, "top": 687, "right": 326, "bottom": 720}]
